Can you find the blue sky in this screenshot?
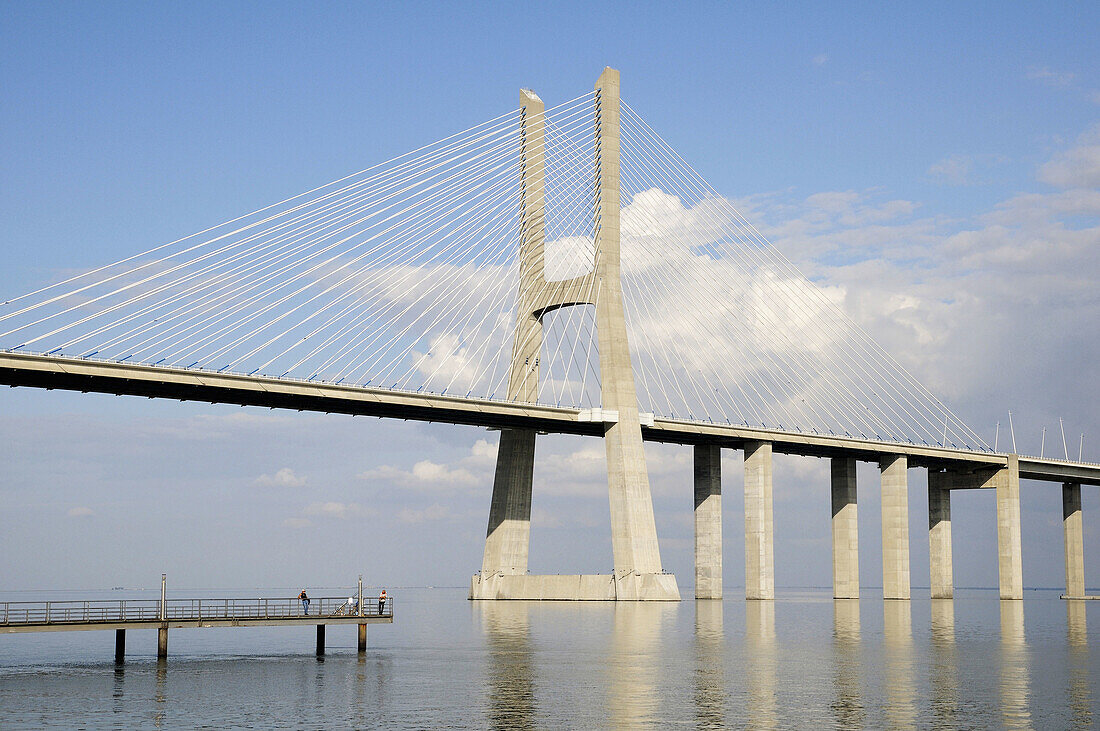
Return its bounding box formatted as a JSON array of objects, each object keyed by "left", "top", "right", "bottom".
[{"left": 1, "top": 2, "right": 1098, "bottom": 592}]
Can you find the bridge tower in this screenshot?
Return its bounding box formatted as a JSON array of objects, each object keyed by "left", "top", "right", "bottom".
[{"left": 470, "top": 68, "right": 679, "bottom": 601}]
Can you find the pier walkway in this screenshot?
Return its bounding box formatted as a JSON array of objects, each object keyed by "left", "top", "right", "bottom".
[{"left": 1, "top": 594, "right": 393, "bottom": 660}]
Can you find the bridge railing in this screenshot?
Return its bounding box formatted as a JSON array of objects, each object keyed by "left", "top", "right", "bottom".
[{"left": 1, "top": 596, "right": 392, "bottom": 626}]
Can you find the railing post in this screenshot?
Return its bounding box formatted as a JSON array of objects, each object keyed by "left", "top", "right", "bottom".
[
  {"left": 160, "top": 573, "right": 167, "bottom": 621},
  {"left": 45, "top": 601, "right": 51, "bottom": 623},
  {"left": 358, "top": 575, "right": 363, "bottom": 618}
]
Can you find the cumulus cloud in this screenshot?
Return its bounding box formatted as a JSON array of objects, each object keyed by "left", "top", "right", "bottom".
[
  {"left": 255, "top": 467, "right": 307, "bottom": 488},
  {"left": 66, "top": 506, "right": 93, "bottom": 517},
  {"left": 1038, "top": 125, "right": 1100, "bottom": 188},
  {"left": 359, "top": 439, "right": 494, "bottom": 491}
]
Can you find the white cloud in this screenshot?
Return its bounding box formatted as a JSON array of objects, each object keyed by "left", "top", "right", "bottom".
[
  {"left": 812, "top": 54, "right": 830, "bottom": 66},
  {"left": 397, "top": 503, "right": 451, "bottom": 524},
  {"left": 254, "top": 467, "right": 307, "bottom": 488},
  {"left": 303, "top": 501, "right": 374, "bottom": 520},
  {"left": 928, "top": 155, "right": 975, "bottom": 185},
  {"left": 66, "top": 506, "right": 93, "bottom": 517},
  {"left": 1026, "top": 66, "right": 1076, "bottom": 87},
  {"left": 1038, "top": 125, "right": 1100, "bottom": 188},
  {"left": 359, "top": 439, "right": 494, "bottom": 491},
  {"left": 282, "top": 517, "right": 312, "bottom": 529}
]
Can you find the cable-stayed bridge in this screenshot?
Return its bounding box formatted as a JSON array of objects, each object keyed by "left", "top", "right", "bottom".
[{"left": 2, "top": 68, "right": 1096, "bottom": 602}]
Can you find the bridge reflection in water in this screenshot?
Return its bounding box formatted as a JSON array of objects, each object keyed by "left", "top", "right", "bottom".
[
  {"left": 1000, "top": 602, "right": 1031, "bottom": 729},
  {"left": 832, "top": 599, "right": 863, "bottom": 727},
  {"left": 929, "top": 599, "right": 958, "bottom": 727},
  {"left": 467, "top": 594, "right": 1088, "bottom": 726}
]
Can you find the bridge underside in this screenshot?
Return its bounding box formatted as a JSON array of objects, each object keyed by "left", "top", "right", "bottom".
[{"left": 2, "top": 352, "right": 1096, "bottom": 485}]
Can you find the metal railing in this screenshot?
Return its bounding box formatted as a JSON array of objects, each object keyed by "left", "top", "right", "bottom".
[{"left": 1, "top": 596, "right": 392, "bottom": 626}]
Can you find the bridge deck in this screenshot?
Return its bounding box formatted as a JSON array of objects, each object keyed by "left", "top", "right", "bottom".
[
  {"left": 3, "top": 351, "right": 1098, "bottom": 485},
  {"left": 1, "top": 596, "right": 393, "bottom": 634}
]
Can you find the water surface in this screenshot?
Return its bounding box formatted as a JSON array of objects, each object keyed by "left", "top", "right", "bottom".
[{"left": 0, "top": 587, "right": 1096, "bottom": 728}]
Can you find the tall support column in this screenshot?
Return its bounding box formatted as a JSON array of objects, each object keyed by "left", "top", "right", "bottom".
[
  {"left": 594, "top": 67, "right": 664, "bottom": 579},
  {"left": 831, "top": 457, "right": 859, "bottom": 599},
  {"left": 694, "top": 444, "right": 722, "bottom": 599},
  {"left": 357, "top": 624, "right": 367, "bottom": 653},
  {"left": 316, "top": 625, "right": 326, "bottom": 656},
  {"left": 157, "top": 627, "right": 168, "bottom": 659},
  {"left": 997, "top": 455, "right": 1023, "bottom": 600},
  {"left": 880, "top": 455, "right": 910, "bottom": 600},
  {"left": 928, "top": 471, "right": 953, "bottom": 599},
  {"left": 115, "top": 629, "right": 126, "bottom": 663},
  {"left": 480, "top": 88, "right": 547, "bottom": 577},
  {"left": 1063, "top": 482, "right": 1084, "bottom": 599},
  {"left": 481, "top": 429, "right": 536, "bottom": 574},
  {"left": 744, "top": 441, "right": 775, "bottom": 600}
]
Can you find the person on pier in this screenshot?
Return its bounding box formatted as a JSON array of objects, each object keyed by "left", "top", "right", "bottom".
[
  {"left": 298, "top": 590, "right": 309, "bottom": 615},
  {"left": 379, "top": 589, "right": 387, "bottom": 615}
]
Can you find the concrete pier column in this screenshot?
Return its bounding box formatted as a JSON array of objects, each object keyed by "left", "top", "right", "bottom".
[
  {"left": 115, "top": 629, "right": 126, "bottom": 663},
  {"left": 481, "top": 429, "right": 536, "bottom": 575},
  {"left": 880, "top": 456, "right": 910, "bottom": 600},
  {"left": 1063, "top": 482, "right": 1085, "bottom": 598},
  {"left": 357, "top": 624, "right": 367, "bottom": 653},
  {"left": 997, "top": 455, "right": 1023, "bottom": 600},
  {"left": 744, "top": 441, "right": 775, "bottom": 600},
  {"left": 928, "top": 471, "right": 953, "bottom": 599},
  {"left": 694, "top": 444, "right": 722, "bottom": 599},
  {"left": 315, "top": 625, "right": 325, "bottom": 656},
  {"left": 157, "top": 627, "right": 168, "bottom": 659},
  {"left": 830, "top": 457, "right": 859, "bottom": 599}
]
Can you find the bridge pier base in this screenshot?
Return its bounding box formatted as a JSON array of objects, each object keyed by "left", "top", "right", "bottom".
[
  {"left": 157, "top": 627, "right": 168, "bottom": 659},
  {"left": 744, "top": 441, "right": 774, "bottom": 600},
  {"left": 997, "top": 456, "right": 1023, "bottom": 600},
  {"left": 115, "top": 629, "right": 125, "bottom": 663},
  {"left": 831, "top": 457, "right": 859, "bottom": 599},
  {"left": 694, "top": 444, "right": 722, "bottom": 600},
  {"left": 1064, "top": 482, "right": 1085, "bottom": 598},
  {"left": 928, "top": 472, "right": 953, "bottom": 599},
  {"left": 880, "top": 456, "right": 911, "bottom": 600}
]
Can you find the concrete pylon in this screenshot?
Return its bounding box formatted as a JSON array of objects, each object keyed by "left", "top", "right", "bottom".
[
  {"left": 830, "top": 457, "right": 859, "bottom": 599},
  {"left": 996, "top": 455, "right": 1023, "bottom": 600},
  {"left": 927, "top": 470, "right": 953, "bottom": 599},
  {"left": 694, "top": 444, "right": 722, "bottom": 599},
  {"left": 880, "top": 455, "right": 911, "bottom": 600},
  {"left": 744, "top": 441, "right": 775, "bottom": 600},
  {"left": 470, "top": 69, "right": 678, "bottom": 601},
  {"left": 1063, "top": 482, "right": 1085, "bottom": 599},
  {"left": 478, "top": 89, "right": 545, "bottom": 579}
]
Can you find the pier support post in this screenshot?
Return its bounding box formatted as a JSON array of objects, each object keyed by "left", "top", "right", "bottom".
[
  {"left": 357, "top": 624, "right": 367, "bottom": 653},
  {"left": 694, "top": 444, "right": 722, "bottom": 599},
  {"left": 316, "top": 625, "right": 325, "bottom": 656},
  {"left": 831, "top": 457, "right": 859, "bottom": 599},
  {"left": 115, "top": 629, "right": 126, "bottom": 663},
  {"left": 157, "top": 627, "right": 168, "bottom": 659},
  {"left": 880, "top": 455, "right": 910, "bottom": 600},
  {"left": 744, "top": 441, "right": 775, "bottom": 600},
  {"left": 997, "top": 455, "right": 1023, "bottom": 600},
  {"left": 1063, "top": 482, "right": 1085, "bottom": 599},
  {"left": 928, "top": 471, "right": 953, "bottom": 599}
]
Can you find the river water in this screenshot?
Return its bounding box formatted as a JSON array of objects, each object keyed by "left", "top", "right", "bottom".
[{"left": 0, "top": 587, "right": 1095, "bottom": 728}]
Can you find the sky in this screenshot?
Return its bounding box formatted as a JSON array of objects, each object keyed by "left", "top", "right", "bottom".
[{"left": 1, "top": 2, "right": 1098, "bottom": 593}]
